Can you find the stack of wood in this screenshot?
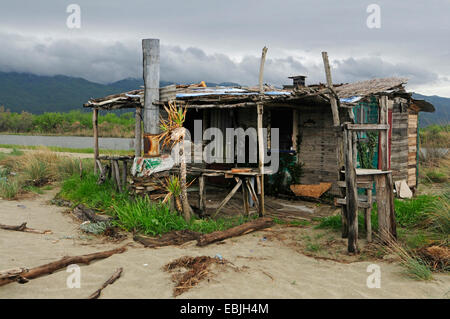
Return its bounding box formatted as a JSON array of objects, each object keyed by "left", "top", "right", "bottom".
[{"left": 129, "top": 171, "right": 170, "bottom": 199}]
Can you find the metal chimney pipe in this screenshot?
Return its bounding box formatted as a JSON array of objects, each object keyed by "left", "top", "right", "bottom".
[{"left": 142, "top": 38, "right": 160, "bottom": 156}]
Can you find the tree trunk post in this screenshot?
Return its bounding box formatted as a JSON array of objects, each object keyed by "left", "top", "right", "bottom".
[
  {"left": 344, "top": 128, "right": 359, "bottom": 253},
  {"left": 257, "top": 46, "right": 268, "bottom": 217},
  {"left": 321, "top": 52, "right": 340, "bottom": 127},
  {"left": 142, "top": 39, "right": 160, "bottom": 156},
  {"left": 93, "top": 108, "right": 99, "bottom": 174}
]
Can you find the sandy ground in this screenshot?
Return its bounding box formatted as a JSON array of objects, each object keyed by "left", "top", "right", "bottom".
[{"left": 0, "top": 189, "right": 449, "bottom": 299}]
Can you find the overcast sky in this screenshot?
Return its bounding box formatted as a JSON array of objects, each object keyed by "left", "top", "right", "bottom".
[{"left": 0, "top": 0, "right": 449, "bottom": 96}]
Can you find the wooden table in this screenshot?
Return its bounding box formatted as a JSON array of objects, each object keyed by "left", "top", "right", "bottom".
[
  {"left": 96, "top": 155, "right": 134, "bottom": 192},
  {"left": 187, "top": 168, "right": 265, "bottom": 218}
]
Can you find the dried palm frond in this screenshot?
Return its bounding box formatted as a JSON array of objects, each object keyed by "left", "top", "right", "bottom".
[{"left": 159, "top": 101, "right": 187, "bottom": 149}]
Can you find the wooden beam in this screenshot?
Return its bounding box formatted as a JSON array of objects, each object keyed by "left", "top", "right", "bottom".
[
  {"left": 113, "top": 160, "right": 122, "bottom": 192},
  {"left": 135, "top": 107, "right": 142, "bottom": 157},
  {"left": 379, "top": 96, "right": 390, "bottom": 171},
  {"left": 375, "top": 174, "right": 389, "bottom": 242},
  {"left": 365, "top": 188, "right": 373, "bottom": 242},
  {"left": 346, "top": 123, "right": 389, "bottom": 131},
  {"left": 198, "top": 174, "right": 206, "bottom": 214},
  {"left": 337, "top": 181, "right": 373, "bottom": 189},
  {"left": 212, "top": 179, "right": 243, "bottom": 218},
  {"left": 246, "top": 178, "right": 260, "bottom": 212},
  {"left": 242, "top": 178, "right": 250, "bottom": 217},
  {"left": 257, "top": 46, "right": 268, "bottom": 217},
  {"left": 321, "top": 52, "right": 340, "bottom": 126},
  {"left": 344, "top": 129, "right": 359, "bottom": 253},
  {"left": 93, "top": 108, "right": 99, "bottom": 174},
  {"left": 121, "top": 160, "right": 127, "bottom": 190},
  {"left": 292, "top": 109, "right": 299, "bottom": 155},
  {"left": 339, "top": 169, "right": 348, "bottom": 239},
  {"left": 334, "top": 197, "right": 371, "bottom": 209},
  {"left": 387, "top": 172, "right": 397, "bottom": 239}
]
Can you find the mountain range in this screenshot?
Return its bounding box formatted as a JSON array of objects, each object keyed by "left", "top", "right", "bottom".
[{"left": 0, "top": 71, "right": 448, "bottom": 127}]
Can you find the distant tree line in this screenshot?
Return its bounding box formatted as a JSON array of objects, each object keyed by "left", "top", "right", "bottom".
[{"left": 0, "top": 106, "right": 135, "bottom": 137}]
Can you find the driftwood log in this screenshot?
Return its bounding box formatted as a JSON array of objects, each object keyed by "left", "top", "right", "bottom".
[
  {"left": 197, "top": 217, "right": 273, "bottom": 246},
  {"left": 0, "top": 222, "right": 51, "bottom": 234},
  {"left": 88, "top": 267, "right": 123, "bottom": 299},
  {"left": 72, "top": 204, "right": 112, "bottom": 223},
  {"left": 0, "top": 246, "right": 127, "bottom": 287},
  {"left": 134, "top": 230, "right": 200, "bottom": 248}
]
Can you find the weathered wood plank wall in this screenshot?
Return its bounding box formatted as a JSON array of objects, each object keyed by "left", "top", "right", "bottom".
[
  {"left": 390, "top": 98, "right": 409, "bottom": 183},
  {"left": 390, "top": 97, "right": 417, "bottom": 188},
  {"left": 297, "top": 105, "right": 349, "bottom": 195}
]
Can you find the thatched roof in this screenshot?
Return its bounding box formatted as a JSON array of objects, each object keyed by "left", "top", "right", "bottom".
[
  {"left": 335, "top": 77, "right": 408, "bottom": 98},
  {"left": 83, "top": 90, "right": 143, "bottom": 110},
  {"left": 83, "top": 77, "right": 411, "bottom": 110}
]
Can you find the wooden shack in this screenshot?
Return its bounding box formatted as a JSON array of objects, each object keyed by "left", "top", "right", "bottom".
[{"left": 85, "top": 77, "right": 434, "bottom": 196}]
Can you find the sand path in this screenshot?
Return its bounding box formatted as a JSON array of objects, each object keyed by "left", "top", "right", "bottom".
[{"left": 0, "top": 189, "right": 449, "bottom": 299}]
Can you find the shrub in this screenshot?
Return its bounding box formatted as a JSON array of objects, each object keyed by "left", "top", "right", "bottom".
[
  {"left": 113, "top": 196, "right": 187, "bottom": 235},
  {"left": 423, "top": 193, "right": 450, "bottom": 234},
  {"left": 383, "top": 237, "right": 433, "bottom": 281},
  {"left": 425, "top": 170, "right": 448, "bottom": 183},
  {"left": 394, "top": 195, "right": 438, "bottom": 227},
  {"left": 0, "top": 178, "right": 21, "bottom": 199}
]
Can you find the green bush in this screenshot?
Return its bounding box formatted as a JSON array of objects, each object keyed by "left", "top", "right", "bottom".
[{"left": 0, "top": 107, "right": 135, "bottom": 137}]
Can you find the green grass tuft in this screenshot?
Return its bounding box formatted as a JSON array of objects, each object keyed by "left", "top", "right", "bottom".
[
  {"left": 0, "top": 178, "right": 21, "bottom": 199},
  {"left": 59, "top": 172, "right": 250, "bottom": 236}
]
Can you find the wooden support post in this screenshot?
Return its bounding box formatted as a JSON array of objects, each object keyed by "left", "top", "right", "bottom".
[
  {"left": 292, "top": 109, "right": 299, "bottom": 155},
  {"left": 96, "top": 160, "right": 104, "bottom": 176},
  {"left": 375, "top": 174, "right": 389, "bottom": 242},
  {"left": 242, "top": 177, "right": 250, "bottom": 217},
  {"left": 110, "top": 159, "right": 116, "bottom": 186},
  {"left": 365, "top": 188, "right": 373, "bottom": 242},
  {"left": 379, "top": 96, "right": 389, "bottom": 171},
  {"left": 387, "top": 172, "right": 397, "bottom": 238},
  {"left": 93, "top": 108, "right": 99, "bottom": 174},
  {"left": 344, "top": 129, "right": 359, "bottom": 253},
  {"left": 257, "top": 106, "right": 265, "bottom": 217},
  {"left": 198, "top": 174, "right": 206, "bottom": 214},
  {"left": 339, "top": 169, "right": 349, "bottom": 238},
  {"left": 257, "top": 46, "right": 268, "bottom": 217},
  {"left": 352, "top": 131, "right": 357, "bottom": 167},
  {"left": 135, "top": 107, "right": 142, "bottom": 157},
  {"left": 322, "top": 52, "right": 340, "bottom": 127},
  {"left": 267, "top": 110, "right": 272, "bottom": 150},
  {"left": 113, "top": 160, "right": 122, "bottom": 192},
  {"left": 246, "top": 179, "right": 260, "bottom": 212},
  {"left": 121, "top": 160, "right": 127, "bottom": 189},
  {"left": 142, "top": 39, "right": 160, "bottom": 155},
  {"left": 212, "top": 179, "right": 243, "bottom": 218}
]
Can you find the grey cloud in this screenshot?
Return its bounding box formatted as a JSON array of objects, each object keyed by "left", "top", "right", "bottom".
[{"left": 0, "top": 32, "right": 445, "bottom": 92}]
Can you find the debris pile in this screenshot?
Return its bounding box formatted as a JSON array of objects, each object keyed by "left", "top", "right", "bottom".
[{"left": 163, "top": 256, "right": 226, "bottom": 296}]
